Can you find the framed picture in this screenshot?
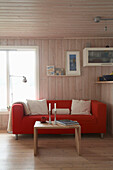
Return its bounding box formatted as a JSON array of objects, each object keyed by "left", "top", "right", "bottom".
[
  {"left": 66, "top": 51, "right": 80, "bottom": 76},
  {"left": 47, "top": 65, "right": 55, "bottom": 75},
  {"left": 55, "top": 68, "right": 65, "bottom": 75}
]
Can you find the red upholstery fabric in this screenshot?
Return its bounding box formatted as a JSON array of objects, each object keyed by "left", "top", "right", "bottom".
[{"left": 12, "top": 100, "right": 106, "bottom": 135}]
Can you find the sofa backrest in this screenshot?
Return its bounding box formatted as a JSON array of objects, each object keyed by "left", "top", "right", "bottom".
[
  {"left": 47, "top": 100, "right": 72, "bottom": 112},
  {"left": 47, "top": 100, "right": 96, "bottom": 113}
]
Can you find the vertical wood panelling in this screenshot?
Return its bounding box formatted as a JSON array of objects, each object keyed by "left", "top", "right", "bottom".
[
  {"left": 88, "top": 67, "right": 96, "bottom": 100},
  {"left": 95, "top": 67, "right": 101, "bottom": 101},
  {"left": 81, "top": 39, "right": 89, "bottom": 99},
  {"left": 0, "top": 38, "right": 113, "bottom": 132},
  {"left": 27, "top": 39, "right": 35, "bottom": 46},
  {"left": 0, "top": 39, "right": 8, "bottom": 45},
  {"left": 56, "top": 77, "right": 63, "bottom": 100},
  {"left": 0, "top": 115, "right": 8, "bottom": 130},
  {"left": 87, "top": 40, "right": 97, "bottom": 100},
  {"left": 41, "top": 40, "right": 49, "bottom": 79},
  {"left": 100, "top": 84, "right": 113, "bottom": 134},
  {"left": 14, "top": 39, "right": 21, "bottom": 46},
  {"left": 7, "top": 39, "right": 15, "bottom": 46},
  {"left": 20, "top": 39, "right": 28, "bottom": 46},
  {"left": 1, "top": 115, "right": 8, "bottom": 130},
  {"left": 55, "top": 40, "right": 62, "bottom": 68},
  {"left": 40, "top": 40, "right": 49, "bottom": 99},
  {"left": 75, "top": 39, "right": 82, "bottom": 99},
  {"left": 94, "top": 40, "right": 102, "bottom": 101},
  {"left": 68, "top": 40, "right": 76, "bottom": 99},
  {"left": 55, "top": 40, "right": 63, "bottom": 100},
  {"left": 62, "top": 40, "right": 70, "bottom": 100},
  {"left": 48, "top": 40, "right": 56, "bottom": 100}
]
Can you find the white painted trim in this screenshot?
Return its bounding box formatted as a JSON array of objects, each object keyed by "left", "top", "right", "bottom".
[
  {"left": 7, "top": 51, "right": 10, "bottom": 108},
  {"left": 35, "top": 46, "right": 40, "bottom": 99}
]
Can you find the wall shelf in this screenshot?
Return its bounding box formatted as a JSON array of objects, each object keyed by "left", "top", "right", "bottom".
[
  {"left": 96, "top": 81, "right": 113, "bottom": 84},
  {"left": 47, "top": 75, "right": 76, "bottom": 77}
]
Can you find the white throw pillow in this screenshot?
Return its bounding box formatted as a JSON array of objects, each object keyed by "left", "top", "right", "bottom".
[
  {"left": 71, "top": 100, "right": 91, "bottom": 115},
  {"left": 27, "top": 99, "right": 48, "bottom": 115},
  {"left": 52, "top": 108, "right": 70, "bottom": 115}
]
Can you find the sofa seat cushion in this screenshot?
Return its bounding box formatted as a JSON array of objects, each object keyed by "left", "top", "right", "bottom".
[
  {"left": 22, "top": 115, "right": 49, "bottom": 133},
  {"left": 51, "top": 114, "right": 97, "bottom": 125},
  {"left": 23, "top": 115, "right": 49, "bottom": 121},
  {"left": 22, "top": 114, "right": 97, "bottom": 133}
]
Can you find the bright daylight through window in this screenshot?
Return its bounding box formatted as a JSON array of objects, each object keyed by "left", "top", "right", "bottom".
[{"left": 0, "top": 48, "right": 37, "bottom": 111}]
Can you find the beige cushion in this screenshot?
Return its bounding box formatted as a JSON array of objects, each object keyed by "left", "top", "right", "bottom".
[
  {"left": 71, "top": 100, "right": 91, "bottom": 115},
  {"left": 52, "top": 108, "right": 70, "bottom": 115},
  {"left": 23, "top": 102, "right": 31, "bottom": 115},
  {"left": 27, "top": 99, "right": 48, "bottom": 115}
]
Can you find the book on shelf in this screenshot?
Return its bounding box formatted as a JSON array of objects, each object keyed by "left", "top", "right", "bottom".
[{"left": 56, "top": 119, "right": 79, "bottom": 126}]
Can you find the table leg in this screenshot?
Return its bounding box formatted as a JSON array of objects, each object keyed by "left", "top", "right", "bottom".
[
  {"left": 34, "top": 128, "right": 38, "bottom": 156},
  {"left": 75, "top": 127, "right": 81, "bottom": 155}
]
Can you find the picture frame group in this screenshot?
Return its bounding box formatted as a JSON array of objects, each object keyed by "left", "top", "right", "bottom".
[
  {"left": 47, "top": 66, "right": 65, "bottom": 76},
  {"left": 47, "top": 51, "right": 81, "bottom": 76}
]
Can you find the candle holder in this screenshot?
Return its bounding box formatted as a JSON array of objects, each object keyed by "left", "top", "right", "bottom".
[
  {"left": 54, "top": 110, "right": 57, "bottom": 124},
  {"left": 49, "top": 111, "right": 52, "bottom": 124}
]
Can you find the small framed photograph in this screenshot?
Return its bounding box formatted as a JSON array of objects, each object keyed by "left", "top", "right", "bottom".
[
  {"left": 47, "top": 65, "right": 55, "bottom": 75},
  {"left": 66, "top": 51, "right": 80, "bottom": 76},
  {"left": 55, "top": 68, "right": 65, "bottom": 75}
]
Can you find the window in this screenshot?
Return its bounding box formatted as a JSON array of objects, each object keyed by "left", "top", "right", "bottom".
[{"left": 0, "top": 47, "right": 39, "bottom": 111}]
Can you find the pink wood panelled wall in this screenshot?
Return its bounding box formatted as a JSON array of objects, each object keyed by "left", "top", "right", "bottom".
[
  {"left": 100, "top": 84, "right": 113, "bottom": 134},
  {"left": 0, "top": 38, "right": 113, "bottom": 133}
]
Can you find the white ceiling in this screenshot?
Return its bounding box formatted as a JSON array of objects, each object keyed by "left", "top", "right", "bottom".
[{"left": 0, "top": 0, "right": 113, "bottom": 38}]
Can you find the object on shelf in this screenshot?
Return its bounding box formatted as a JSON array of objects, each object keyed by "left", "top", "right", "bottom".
[
  {"left": 47, "top": 65, "right": 55, "bottom": 75},
  {"left": 97, "top": 77, "right": 105, "bottom": 81},
  {"left": 103, "top": 75, "right": 113, "bottom": 81},
  {"left": 97, "top": 75, "right": 113, "bottom": 81},
  {"left": 55, "top": 68, "right": 65, "bottom": 75},
  {"left": 110, "top": 71, "right": 113, "bottom": 75}
]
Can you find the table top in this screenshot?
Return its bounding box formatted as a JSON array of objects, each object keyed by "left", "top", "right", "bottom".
[{"left": 34, "top": 121, "right": 80, "bottom": 129}]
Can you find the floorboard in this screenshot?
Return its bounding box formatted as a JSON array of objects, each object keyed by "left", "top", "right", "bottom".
[{"left": 0, "top": 131, "right": 113, "bottom": 170}]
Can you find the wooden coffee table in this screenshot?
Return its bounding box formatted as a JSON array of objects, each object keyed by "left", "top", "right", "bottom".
[{"left": 34, "top": 121, "right": 81, "bottom": 156}]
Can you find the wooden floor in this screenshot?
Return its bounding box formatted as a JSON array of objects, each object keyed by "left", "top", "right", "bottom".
[{"left": 0, "top": 131, "right": 113, "bottom": 170}]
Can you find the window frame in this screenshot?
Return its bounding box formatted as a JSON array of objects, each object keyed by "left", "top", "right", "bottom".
[{"left": 0, "top": 46, "right": 39, "bottom": 114}]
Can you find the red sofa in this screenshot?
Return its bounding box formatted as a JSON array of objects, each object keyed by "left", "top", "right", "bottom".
[{"left": 12, "top": 100, "right": 106, "bottom": 139}]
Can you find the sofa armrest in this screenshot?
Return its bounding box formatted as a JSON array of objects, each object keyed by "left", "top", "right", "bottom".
[
  {"left": 92, "top": 100, "right": 106, "bottom": 131},
  {"left": 12, "top": 104, "right": 24, "bottom": 134}
]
